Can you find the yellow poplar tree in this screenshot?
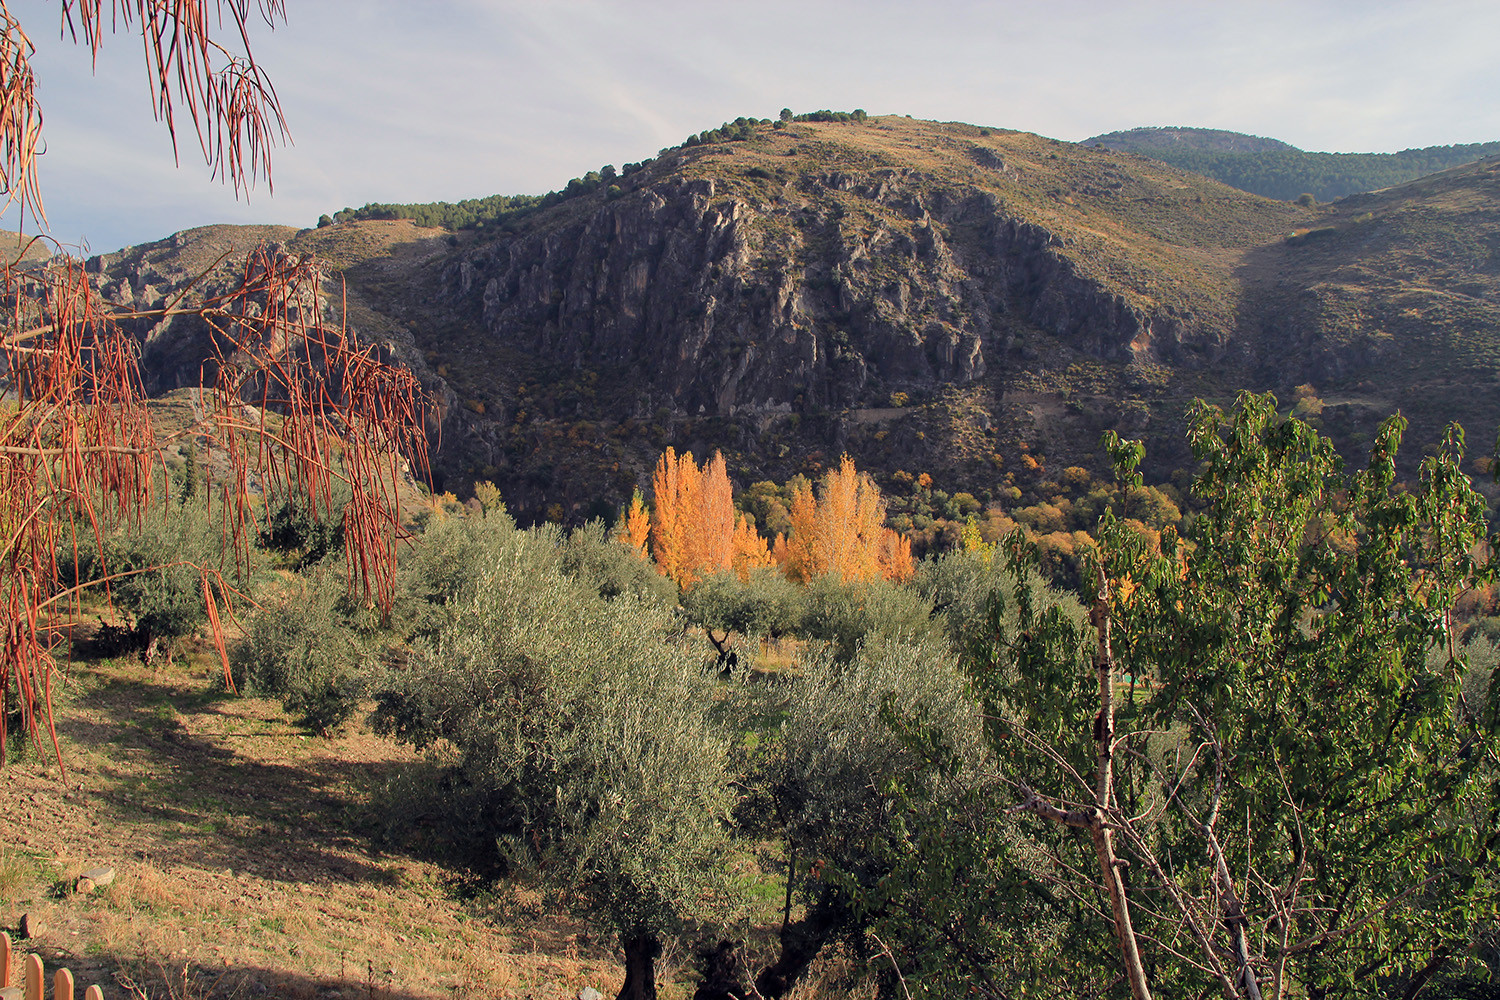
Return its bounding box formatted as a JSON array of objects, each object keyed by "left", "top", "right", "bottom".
[
  {"left": 731, "top": 514, "right": 772, "bottom": 580},
  {"left": 780, "top": 480, "right": 821, "bottom": 583},
  {"left": 778, "top": 455, "right": 909, "bottom": 584},
  {"left": 620, "top": 490, "right": 651, "bottom": 559},
  {"left": 649, "top": 448, "right": 744, "bottom": 587},
  {"left": 878, "top": 528, "right": 915, "bottom": 582},
  {"left": 692, "top": 452, "right": 735, "bottom": 579},
  {"left": 650, "top": 448, "right": 686, "bottom": 584}
]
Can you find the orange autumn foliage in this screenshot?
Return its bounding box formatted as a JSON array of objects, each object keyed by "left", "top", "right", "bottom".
[
  {"left": 779, "top": 455, "right": 911, "bottom": 584},
  {"left": 731, "top": 514, "right": 773, "bottom": 580},
  {"left": 693, "top": 452, "right": 736, "bottom": 576},
  {"left": 650, "top": 448, "right": 687, "bottom": 584},
  {"left": 649, "top": 448, "right": 738, "bottom": 587},
  {"left": 620, "top": 491, "right": 651, "bottom": 559},
  {"left": 641, "top": 449, "right": 911, "bottom": 587},
  {"left": 879, "top": 529, "right": 916, "bottom": 583}
]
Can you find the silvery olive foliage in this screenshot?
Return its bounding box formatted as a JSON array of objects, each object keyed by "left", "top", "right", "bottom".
[{"left": 373, "top": 512, "right": 731, "bottom": 992}]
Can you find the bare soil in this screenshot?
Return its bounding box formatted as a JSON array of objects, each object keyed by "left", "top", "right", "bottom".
[{"left": 0, "top": 649, "right": 634, "bottom": 1000}]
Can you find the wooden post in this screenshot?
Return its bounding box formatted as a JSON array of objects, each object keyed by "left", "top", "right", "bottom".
[
  {"left": 53, "top": 968, "right": 74, "bottom": 1000},
  {"left": 22, "top": 955, "right": 41, "bottom": 1000},
  {"left": 84, "top": 987, "right": 104, "bottom": 1000},
  {"left": 1, "top": 931, "right": 10, "bottom": 989}
]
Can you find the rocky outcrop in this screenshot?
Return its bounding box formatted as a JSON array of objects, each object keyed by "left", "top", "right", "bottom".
[
  {"left": 84, "top": 226, "right": 327, "bottom": 394},
  {"left": 434, "top": 168, "right": 1222, "bottom": 419}
]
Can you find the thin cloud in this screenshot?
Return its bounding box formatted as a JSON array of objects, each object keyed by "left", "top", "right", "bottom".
[{"left": 6, "top": 0, "right": 1499, "bottom": 251}]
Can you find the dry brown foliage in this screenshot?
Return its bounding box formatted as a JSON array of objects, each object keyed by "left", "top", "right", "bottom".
[
  {"left": 1, "top": 0, "right": 288, "bottom": 226},
  {"left": 0, "top": 2, "right": 427, "bottom": 770}
]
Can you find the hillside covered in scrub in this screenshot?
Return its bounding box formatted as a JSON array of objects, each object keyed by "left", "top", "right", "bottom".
[
  {"left": 80, "top": 114, "right": 1500, "bottom": 531},
  {"left": 1086, "top": 125, "right": 1500, "bottom": 201}
]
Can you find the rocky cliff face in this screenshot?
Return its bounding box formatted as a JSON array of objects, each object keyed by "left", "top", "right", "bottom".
[
  {"left": 75, "top": 119, "right": 1500, "bottom": 517},
  {"left": 434, "top": 161, "right": 1232, "bottom": 422},
  {"left": 84, "top": 225, "right": 320, "bottom": 394}
]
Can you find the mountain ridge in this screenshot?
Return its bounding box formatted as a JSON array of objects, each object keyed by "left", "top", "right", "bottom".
[
  {"left": 1087, "top": 126, "right": 1500, "bottom": 201},
  {"left": 77, "top": 116, "right": 1500, "bottom": 523}
]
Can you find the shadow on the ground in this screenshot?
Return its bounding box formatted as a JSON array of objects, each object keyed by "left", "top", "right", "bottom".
[
  {"left": 29, "top": 951, "right": 453, "bottom": 1000},
  {"left": 57, "top": 676, "right": 404, "bottom": 889}
]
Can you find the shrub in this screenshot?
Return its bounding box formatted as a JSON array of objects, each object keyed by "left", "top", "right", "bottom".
[
  {"left": 798, "top": 573, "right": 937, "bottom": 663},
  {"left": 233, "top": 572, "right": 369, "bottom": 735},
  {"left": 559, "top": 519, "right": 677, "bottom": 603},
  {"left": 374, "top": 524, "right": 731, "bottom": 995}
]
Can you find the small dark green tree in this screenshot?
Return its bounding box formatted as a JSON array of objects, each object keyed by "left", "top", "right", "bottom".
[
  {"left": 70, "top": 493, "right": 237, "bottom": 665},
  {"left": 257, "top": 487, "right": 348, "bottom": 569},
  {"left": 681, "top": 567, "right": 805, "bottom": 659},
  {"left": 233, "top": 570, "right": 369, "bottom": 735},
  {"left": 178, "top": 440, "right": 200, "bottom": 503}
]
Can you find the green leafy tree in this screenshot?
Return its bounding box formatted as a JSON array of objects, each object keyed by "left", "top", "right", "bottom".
[
  {"left": 751, "top": 630, "right": 992, "bottom": 997},
  {"left": 680, "top": 567, "right": 805, "bottom": 659},
  {"left": 990, "top": 394, "right": 1500, "bottom": 999}
]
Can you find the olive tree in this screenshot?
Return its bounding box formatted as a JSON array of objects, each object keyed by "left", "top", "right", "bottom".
[
  {"left": 65, "top": 491, "right": 231, "bottom": 665},
  {"left": 751, "top": 629, "right": 993, "bottom": 996},
  {"left": 681, "top": 567, "right": 805, "bottom": 663},
  {"left": 374, "top": 518, "right": 731, "bottom": 1000},
  {"left": 233, "top": 569, "right": 370, "bottom": 735}
]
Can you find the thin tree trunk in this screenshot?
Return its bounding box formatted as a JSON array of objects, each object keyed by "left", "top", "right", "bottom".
[
  {"left": 1089, "top": 569, "right": 1153, "bottom": 1000},
  {"left": 754, "top": 898, "right": 842, "bottom": 998},
  {"left": 1399, "top": 947, "right": 1451, "bottom": 1000},
  {"left": 1012, "top": 569, "right": 1154, "bottom": 1000}
]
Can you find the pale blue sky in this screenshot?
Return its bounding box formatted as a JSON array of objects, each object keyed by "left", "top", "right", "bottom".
[{"left": 10, "top": 0, "right": 1500, "bottom": 253}]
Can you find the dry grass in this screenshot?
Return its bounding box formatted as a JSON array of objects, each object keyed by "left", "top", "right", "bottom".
[
  {"left": 0, "top": 652, "right": 630, "bottom": 1000},
  {"left": 0, "top": 848, "right": 42, "bottom": 903},
  {"left": 782, "top": 944, "right": 880, "bottom": 1000}
]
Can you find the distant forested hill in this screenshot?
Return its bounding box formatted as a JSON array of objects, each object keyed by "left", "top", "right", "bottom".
[
  {"left": 1086, "top": 126, "right": 1294, "bottom": 155},
  {"left": 1086, "top": 127, "right": 1500, "bottom": 201}
]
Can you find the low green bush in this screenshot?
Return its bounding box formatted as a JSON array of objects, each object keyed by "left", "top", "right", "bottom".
[{"left": 233, "top": 573, "right": 368, "bottom": 735}]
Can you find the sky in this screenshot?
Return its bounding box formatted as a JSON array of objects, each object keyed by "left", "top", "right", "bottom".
[{"left": 9, "top": 0, "right": 1500, "bottom": 254}]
